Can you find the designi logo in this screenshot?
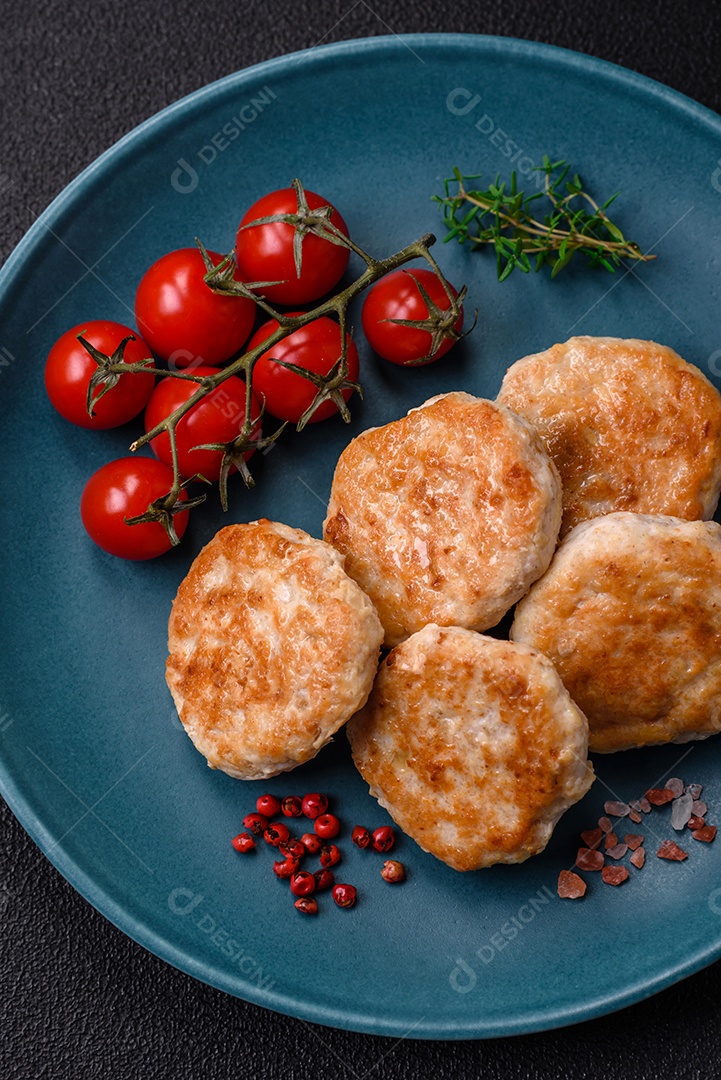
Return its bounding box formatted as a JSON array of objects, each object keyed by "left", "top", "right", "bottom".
[
  {"left": 170, "top": 86, "right": 278, "bottom": 194},
  {"left": 712, "top": 159, "right": 721, "bottom": 195}
]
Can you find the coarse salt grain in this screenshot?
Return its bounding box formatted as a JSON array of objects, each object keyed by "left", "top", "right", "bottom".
[
  {"left": 646, "top": 788, "right": 675, "bottom": 806},
  {"left": 657, "top": 840, "right": 688, "bottom": 861},
  {"left": 691, "top": 825, "right": 716, "bottom": 843},
  {"left": 575, "top": 848, "right": 605, "bottom": 872},
  {"left": 601, "top": 866, "right": 629, "bottom": 886},
  {"left": 671, "top": 793, "right": 693, "bottom": 831},
  {"left": 558, "top": 870, "right": 587, "bottom": 899},
  {"left": 580, "top": 827, "right": 603, "bottom": 849},
  {"left": 567, "top": 779, "right": 710, "bottom": 898}
]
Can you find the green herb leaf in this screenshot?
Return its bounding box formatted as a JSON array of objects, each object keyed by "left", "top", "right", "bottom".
[{"left": 433, "top": 160, "right": 655, "bottom": 281}]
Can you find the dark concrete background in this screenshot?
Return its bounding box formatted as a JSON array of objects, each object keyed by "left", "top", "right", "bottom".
[{"left": 2, "top": 1, "right": 721, "bottom": 1076}]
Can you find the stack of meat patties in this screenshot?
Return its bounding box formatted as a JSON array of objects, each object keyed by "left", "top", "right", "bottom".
[{"left": 166, "top": 337, "right": 721, "bottom": 872}]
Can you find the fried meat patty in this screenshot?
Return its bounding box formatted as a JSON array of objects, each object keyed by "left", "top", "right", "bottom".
[
  {"left": 323, "top": 392, "right": 562, "bottom": 647},
  {"left": 347, "top": 625, "right": 594, "bottom": 870},
  {"left": 497, "top": 336, "right": 721, "bottom": 536},
  {"left": 166, "top": 520, "right": 384, "bottom": 779},
  {"left": 511, "top": 512, "right": 721, "bottom": 752}
]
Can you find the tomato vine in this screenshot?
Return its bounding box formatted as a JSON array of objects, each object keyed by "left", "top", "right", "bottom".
[{"left": 83, "top": 180, "right": 466, "bottom": 541}]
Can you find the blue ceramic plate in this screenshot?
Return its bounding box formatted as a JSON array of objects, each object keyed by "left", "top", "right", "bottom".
[{"left": 2, "top": 34, "right": 721, "bottom": 1039}]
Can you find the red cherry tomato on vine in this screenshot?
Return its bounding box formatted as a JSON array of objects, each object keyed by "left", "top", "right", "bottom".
[
  {"left": 134, "top": 248, "right": 256, "bottom": 367},
  {"left": 81, "top": 457, "right": 188, "bottom": 560},
  {"left": 45, "top": 320, "right": 155, "bottom": 429},
  {"left": 247, "top": 316, "right": 359, "bottom": 424},
  {"left": 235, "top": 187, "right": 350, "bottom": 305},
  {"left": 144, "top": 366, "right": 261, "bottom": 481},
  {"left": 361, "top": 268, "right": 464, "bottom": 365}
]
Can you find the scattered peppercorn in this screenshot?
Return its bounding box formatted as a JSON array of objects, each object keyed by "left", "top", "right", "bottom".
[
  {"left": 290, "top": 870, "right": 316, "bottom": 897},
  {"left": 281, "top": 795, "right": 303, "bottom": 818},
  {"left": 263, "top": 821, "right": 291, "bottom": 846},
  {"left": 278, "top": 838, "right": 305, "bottom": 860},
  {"left": 273, "top": 857, "right": 300, "bottom": 879},
  {"left": 314, "top": 868, "right": 335, "bottom": 891},
  {"left": 380, "top": 860, "right": 405, "bottom": 883},
  {"left": 301, "top": 793, "right": 329, "bottom": 820},
  {"left": 314, "top": 813, "right": 341, "bottom": 839},
  {"left": 231, "top": 832, "right": 256, "bottom": 854},
  {"left": 300, "top": 832, "right": 322, "bottom": 855},
  {"left": 332, "top": 883, "right": 357, "bottom": 908},
  {"left": 372, "top": 826, "right": 395, "bottom": 852},
  {"left": 319, "top": 844, "right": 342, "bottom": 869},
  {"left": 256, "top": 794, "right": 282, "bottom": 817},
  {"left": 294, "top": 897, "right": 318, "bottom": 915},
  {"left": 233, "top": 791, "right": 408, "bottom": 917},
  {"left": 351, "top": 825, "right": 372, "bottom": 849},
  {"left": 243, "top": 813, "right": 268, "bottom": 836}
]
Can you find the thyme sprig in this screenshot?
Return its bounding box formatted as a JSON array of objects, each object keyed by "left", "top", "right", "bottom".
[
  {"left": 85, "top": 180, "right": 466, "bottom": 544},
  {"left": 434, "top": 158, "right": 655, "bottom": 281}
]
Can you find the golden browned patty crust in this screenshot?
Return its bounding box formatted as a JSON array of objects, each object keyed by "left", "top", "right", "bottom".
[
  {"left": 323, "top": 392, "right": 562, "bottom": 647},
  {"left": 511, "top": 512, "right": 721, "bottom": 753},
  {"left": 497, "top": 336, "right": 721, "bottom": 536},
  {"left": 166, "top": 520, "right": 384, "bottom": 779},
  {"left": 347, "top": 625, "right": 594, "bottom": 871}
]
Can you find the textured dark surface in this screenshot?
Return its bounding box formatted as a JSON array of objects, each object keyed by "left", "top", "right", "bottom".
[{"left": 2, "top": 1, "right": 721, "bottom": 1077}]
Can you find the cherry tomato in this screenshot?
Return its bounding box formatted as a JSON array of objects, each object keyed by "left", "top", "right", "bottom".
[
  {"left": 81, "top": 457, "right": 188, "bottom": 560},
  {"left": 247, "top": 316, "right": 359, "bottom": 424},
  {"left": 134, "top": 248, "right": 256, "bottom": 367},
  {"left": 235, "top": 187, "right": 350, "bottom": 305},
  {"left": 45, "top": 320, "right": 155, "bottom": 429},
  {"left": 144, "top": 366, "right": 261, "bottom": 481},
  {"left": 361, "top": 268, "right": 464, "bottom": 365}
]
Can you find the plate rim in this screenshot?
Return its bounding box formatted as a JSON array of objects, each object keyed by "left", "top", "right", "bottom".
[
  {"left": 3, "top": 31, "right": 721, "bottom": 287},
  {"left": 2, "top": 31, "right": 721, "bottom": 1039}
]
